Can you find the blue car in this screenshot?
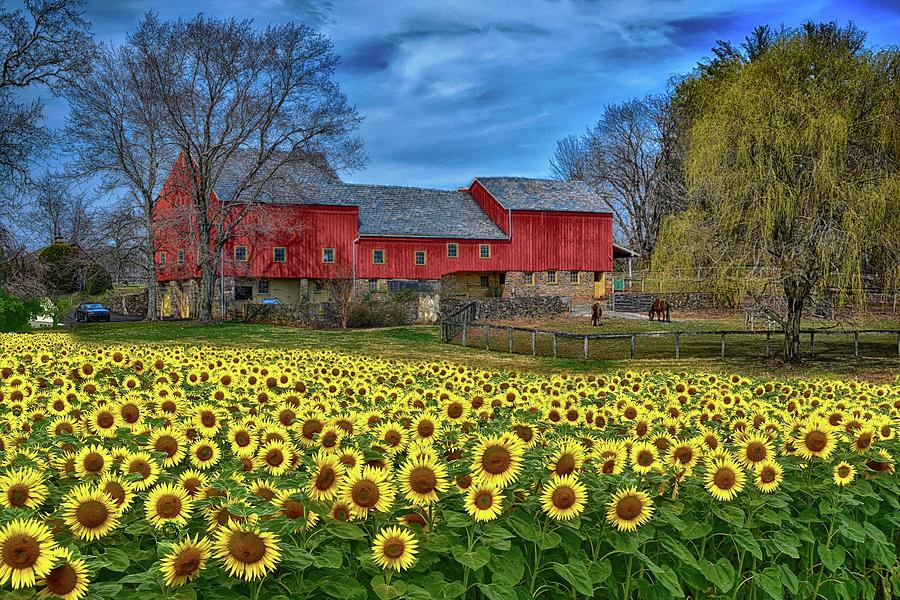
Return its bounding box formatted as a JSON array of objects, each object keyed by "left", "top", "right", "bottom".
[
  {"left": 260, "top": 298, "right": 281, "bottom": 305},
  {"left": 74, "top": 303, "right": 111, "bottom": 322}
]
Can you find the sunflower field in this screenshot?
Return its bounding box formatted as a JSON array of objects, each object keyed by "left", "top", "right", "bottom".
[{"left": 0, "top": 333, "right": 898, "bottom": 600}]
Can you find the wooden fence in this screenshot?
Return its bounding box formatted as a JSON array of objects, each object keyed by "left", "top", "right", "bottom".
[{"left": 442, "top": 321, "right": 900, "bottom": 361}]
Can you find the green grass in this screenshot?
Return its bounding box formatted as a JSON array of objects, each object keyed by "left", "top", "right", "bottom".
[{"left": 69, "top": 320, "right": 900, "bottom": 381}]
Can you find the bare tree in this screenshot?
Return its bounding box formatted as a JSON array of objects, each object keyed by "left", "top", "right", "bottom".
[
  {"left": 130, "top": 13, "right": 365, "bottom": 322},
  {"left": 92, "top": 198, "right": 148, "bottom": 286},
  {"left": 0, "top": 0, "right": 92, "bottom": 195},
  {"left": 327, "top": 263, "right": 354, "bottom": 329},
  {"left": 64, "top": 41, "right": 176, "bottom": 320},
  {"left": 551, "top": 94, "right": 687, "bottom": 259},
  {"left": 21, "top": 172, "right": 94, "bottom": 246}
]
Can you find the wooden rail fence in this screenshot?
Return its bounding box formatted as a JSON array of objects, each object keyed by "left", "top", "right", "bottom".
[{"left": 441, "top": 321, "right": 900, "bottom": 361}]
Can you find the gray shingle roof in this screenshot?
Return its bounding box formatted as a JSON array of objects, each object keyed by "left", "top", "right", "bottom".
[
  {"left": 346, "top": 184, "right": 507, "bottom": 239},
  {"left": 475, "top": 177, "right": 608, "bottom": 213},
  {"left": 213, "top": 155, "right": 507, "bottom": 239}
]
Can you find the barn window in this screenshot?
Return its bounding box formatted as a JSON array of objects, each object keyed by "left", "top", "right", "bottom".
[
  {"left": 523, "top": 272, "right": 534, "bottom": 285},
  {"left": 322, "top": 248, "right": 335, "bottom": 263},
  {"left": 368, "top": 279, "right": 378, "bottom": 293},
  {"left": 479, "top": 244, "right": 491, "bottom": 259},
  {"left": 547, "top": 270, "right": 557, "bottom": 284},
  {"left": 273, "top": 247, "right": 286, "bottom": 263},
  {"left": 414, "top": 250, "right": 426, "bottom": 266},
  {"left": 158, "top": 252, "right": 166, "bottom": 267},
  {"left": 234, "top": 246, "right": 247, "bottom": 261},
  {"left": 258, "top": 280, "right": 269, "bottom": 294},
  {"left": 313, "top": 280, "right": 325, "bottom": 292},
  {"left": 373, "top": 249, "right": 385, "bottom": 264},
  {"left": 479, "top": 275, "right": 489, "bottom": 288},
  {"left": 569, "top": 271, "right": 579, "bottom": 284},
  {"left": 177, "top": 249, "right": 185, "bottom": 265},
  {"left": 447, "top": 243, "right": 458, "bottom": 258}
]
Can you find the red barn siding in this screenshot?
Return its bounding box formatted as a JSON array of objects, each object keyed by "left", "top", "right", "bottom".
[{"left": 467, "top": 180, "right": 510, "bottom": 235}]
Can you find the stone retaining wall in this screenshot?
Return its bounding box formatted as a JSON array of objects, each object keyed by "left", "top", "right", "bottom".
[{"left": 105, "top": 289, "right": 149, "bottom": 317}]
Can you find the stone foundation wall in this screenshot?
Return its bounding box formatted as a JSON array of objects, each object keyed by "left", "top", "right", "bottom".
[
  {"left": 442, "top": 296, "right": 571, "bottom": 321},
  {"left": 503, "top": 271, "right": 595, "bottom": 302},
  {"left": 105, "top": 289, "right": 148, "bottom": 317}
]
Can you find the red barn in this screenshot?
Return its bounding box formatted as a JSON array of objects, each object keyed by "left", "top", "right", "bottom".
[{"left": 153, "top": 156, "right": 620, "bottom": 317}]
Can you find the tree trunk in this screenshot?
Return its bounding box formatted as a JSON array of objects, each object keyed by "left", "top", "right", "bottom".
[
  {"left": 144, "top": 217, "right": 159, "bottom": 321},
  {"left": 196, "top": 225, "right": 216, "bottom": 322},
  {"left": 782, "top": 279, "right": 808, "bottom": 363}
]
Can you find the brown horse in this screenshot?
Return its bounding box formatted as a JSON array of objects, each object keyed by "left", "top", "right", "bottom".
[
  {"left": 591, "top": 302, "right": 603, "bottom": 326},
  {"left": 648, "top": 298, "right": 671, "bottom": 323}
]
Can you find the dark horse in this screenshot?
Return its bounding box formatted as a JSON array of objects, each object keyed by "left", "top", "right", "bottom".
[
  {"left": 591, "top": 302, "right": 603, "bottom": 326},
  {"left": 648, "top": 298, "right": 671, "bottom": 323}
]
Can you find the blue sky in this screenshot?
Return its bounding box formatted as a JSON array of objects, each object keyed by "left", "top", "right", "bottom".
[{"left": 24, "top": 0, "right": 900, "bottom": 192}]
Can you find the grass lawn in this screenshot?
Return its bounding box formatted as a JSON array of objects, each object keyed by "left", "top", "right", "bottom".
[{"left": 70, "top": 319, "right": 900, "bottom": 381}]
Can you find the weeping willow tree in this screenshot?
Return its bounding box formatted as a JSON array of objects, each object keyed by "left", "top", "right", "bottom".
[{"left": 653, "top": 23, "right": 900, "bottom": 362}]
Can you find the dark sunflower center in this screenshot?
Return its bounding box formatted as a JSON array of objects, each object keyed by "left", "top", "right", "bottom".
[
  {"left": 7, "top": 485, "right": 29, "bottom": 507},
  {"left": 856, "top": 434, "right": 872, "bottom": 449},
  {"left": 315, "top": 467, "right": 336, "bottom": 491},
  {"left": 637, "top": 451, "right": 654, "bottom": 467},
  {"left": 83, "top": 453, "right": 104, "bottom": 473},
  {"left": 197, "top": 446, "right": 213, "bottom": 461},
  {"left": 674, "top": 447, "right": 693, "bottom": 464},
  {"left": 447, "top": 403, "right": 463, "bottom": 418},
  {"left": 121, "top": 405, "right": 140, "bottom": 423},
  {"left": 615, "top": 495, "right": 643, "bottom": 521},
  {"left": 156, "top": 495, "right": 182, "bottom": 518},
  {"left": 417, "top": 421, "right": 435, "bottom": 437},
  {"left": 602, "top": 460, "right": 616, "bottom": 474},
  {"left": 713, "top": 467, "right": 736, "bottom": 490},
  {"left": 45, "top": 563, "right": 78, "bottom": 595},
  {"left": 131, "top": 460, "right": 151, "bottom": 479},
  {"left": 837, "top": 466, "right": 851, "bottom": 477},
  {"left": 161, "top": 401, "right": 176, "bottom": 413},
  {"left": 282, "top": 500, "right": 305, "bottom": 519},
  {"left": 322, "top": 432, "right": 337, "bottom": 447},
  {"left": 551, "top": 486, "right": 576, "bottom": 510},
  {"left": 266, "top": 449, "right": 284, "bottom": 467},
  {"left": 474, "top": 490, "right": 494, "bottom": 510},
  {"left": 555, "top": 454, "right": 576, "bottom": 476},
  {"left": 382, "top": 539, "right": 405, "bottom": 559},
  {"left": 174, "top": 547, "right": 202, "bottom": 577},
  {"left": 746, "top": 442, "right": 767, "bottom": 462},
  {"left": 2, "top": 534, "right": 39, "bottom": 568},
  {"left": 409, "top": 467, "right": 437, "bottom": 494},
  {"left": 201, "top": 412, "right": 216, "bottom": 428},
  {"left": 513, "top": 425, "right": 533, "bottom": 442},
  {"left": 384, "top": 430, "right": 401, "bottom": 446},
  {"left": 235, "top": 431, "right": 251, "bottom": 446},
  {"left": 228, "top": 531, "right": 266, "bottom": 564},
  {"left": 77, "top": 500, "right": 110, "bottom": 528},
  {"left": 805, "top": 431, "right": 828, "bottom": 453},
  {"left": 351, "top": 480, "right": 380, "bottom": 508},
  {"left": 482, "top": 445, "right": 511, "bottom": 475},
  {"left": 302, "top": 420, "right": 323, "bottom": 439},
  {"left": 155, "top": 436, "right": 178, "bottom": 458},
  {"left": 104, "top": 482, "right": 126, "bottom": 506},
  {"left": 760, "top": 468, "right": 776, "bottom": 483}
]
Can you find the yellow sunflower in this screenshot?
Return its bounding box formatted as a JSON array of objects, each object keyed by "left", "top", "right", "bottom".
[
  {"left": 464, "top": 481, "right": 503, "bottom": 522},
  {"left": 398, "top": 455, "right": 449, "bottom": 506},
  {"left": 833, "top": 461, "right": 856, "bottom": 486},
  {"left": 74, "top": 445, "right": 112, "bottom": 478},
  {"left": 605, "top": 487, "right": 654, "bottom": 532},
  {"left": 547, "top": 439, "right": 585, "bottom": 477},
  {"left": 629, "top": 441, "right": 659, "bottom": 474},
  {"left": 37, "top": 548, "right": 89, "bottom": 600},
  {"left": 97, "top": 474, "right": 135, "bottom": 512},
  {"left": 145, "top": 483, "right": 193, "bottom": 528},
  {"left": 540, "top": 475, "right": 587, "bottom": 521},
  {"left": 753, "top": 460, "right": 783, "bottom": 493},
  {"left": 736, "top": 433, "right": 774, "bottom": 470},
  {"left": 340, "top": 466, "right": 395, "bottom": 519},
  {"left": 256, "top": 440, "right": 292, "bottom": 476},
  {"left": 0, "top": 518, "right": 60, "bottom": 589},
  {"left": 213, "top": 523, "right": 281, "bottom": 581},
  {"left": 160, "top": 534, "right": 211, "bottom": 587},
  {"left": 188, "top": 439, "right": 221, "bottom": 471},
  {"left": 272, "top": 489, "right": 319, "bottom": 532},
  {"left": 705, "top": 457, "right": 746, "bottom": 501},
  {"left": 0, "top": 467, "right": 48, "bottom": 509},
  {"left": 371, "top": 526, "right": 418, "bottom": 571},
  {"left": 308, "top": 452, "right": 344, "bottom": 501},
  {"left": 121, "top": 451, "right": 160, "bottom": 491},
  {"left": 471, "top": 434, "right": 524, "bottom": 487},
  {"left": 795, "top": 419, "right": 836, "bottom": 461},
  {"left": 147, "top": 427, "right": 188, "bottom": 468},
  {"left": 62, "top": 484, "right": 120, "bottom": 540}
]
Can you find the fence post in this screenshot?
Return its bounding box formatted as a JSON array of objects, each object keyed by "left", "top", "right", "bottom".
[
  {"left": 630, "top": 335, "right": 635, "bottom": 359},
  {"left": 583, "top": 335, "right": 589, "bottom": 359},
  {"left": 720, "top": 334, "right": 725, "bottom": 358},
  {"left": 854, "top": 331, "right": 859, "bottom": 357},
  {"left": 809, "top": 332, "right": 815, "bottom": 356},
  {"left": 765, "top": 331, "right": 771, "bottom": 357},
  {"left": 462, "top": 323, "right": 467, "bottom": 347},
  {"left": 553, "top": 334, "right": 558, "bottom": 358},
  {"left": 675, "top": 333, "right": 681, "bottom": 359},
  {"left": 508, "top": 327, "right": 513, "bottom": 353},
  {"left": 531, "top": 331, "right": 536, "bottom": 356}
]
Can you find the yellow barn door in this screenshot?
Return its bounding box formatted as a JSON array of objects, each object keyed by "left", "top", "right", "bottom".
[
  {"left": 592, "top": 273, "right": 607, "bottom": 299},
  {"left": 162, "top": 293, "right": 172, "bottom": 318}
]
